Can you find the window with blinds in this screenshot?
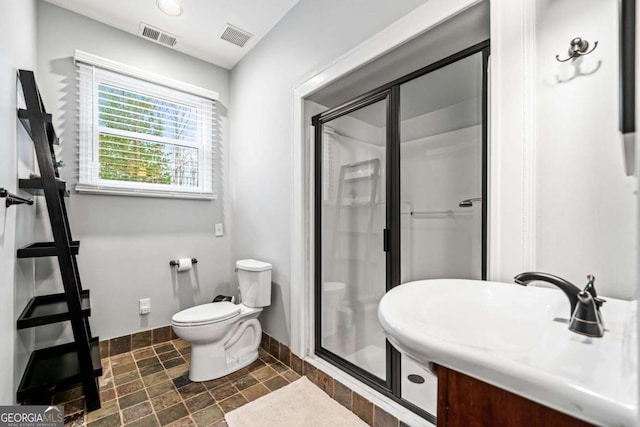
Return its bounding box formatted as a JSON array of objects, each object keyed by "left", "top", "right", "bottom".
[{"left": 76, "top": 54, "right": 217, "bottom": 198}]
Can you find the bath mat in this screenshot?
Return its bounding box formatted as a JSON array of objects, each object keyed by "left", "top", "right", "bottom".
[{"left": 225, "top": 376, "right": 368, "bottom": 427}]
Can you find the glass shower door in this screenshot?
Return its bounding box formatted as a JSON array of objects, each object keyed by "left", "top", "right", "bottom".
[
  {"left": 398, "top": 51, "right": 486, "bottom": 413},
  {"left": 313, "top": 44, "right": 488, "bottom": 422},
  {"left": 315, "top": 95, "right": 388, "bottom": 383}
]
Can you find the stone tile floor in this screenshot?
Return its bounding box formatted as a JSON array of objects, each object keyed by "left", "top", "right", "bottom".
[{"left": 57, "top": 338, "right": 301, "bottom": 427}]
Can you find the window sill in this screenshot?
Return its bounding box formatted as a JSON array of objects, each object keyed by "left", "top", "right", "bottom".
[{"left": 75, "top": 184, "right": 216, "bottom": 200}]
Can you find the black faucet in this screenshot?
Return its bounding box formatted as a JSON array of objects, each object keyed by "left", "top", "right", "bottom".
[
  {"left": 569, "top": 290, "right": 605, "bottom": 337},
  {"left": 514, "top": 272, "right": 582, "bottom": 317},
  {"left": 583, "top": 274, "right": 604, "bottom": 309},
  {"left": 514, "top": 272, "right": 606, "bottom": 337}
]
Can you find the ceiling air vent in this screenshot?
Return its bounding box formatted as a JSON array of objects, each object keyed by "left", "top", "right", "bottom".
[
  {"left": 138, "top": 23, "right": 178, "bottom": 47},
  {"left": 219, "top": 23, "right": 253, "bottom": 48}
]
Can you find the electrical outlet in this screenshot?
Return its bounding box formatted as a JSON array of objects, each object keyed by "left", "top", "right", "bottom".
[
  {"left": 139, "top": 298, "right": 151, "bottom": 315},
  {"left": 215, "top": 223, "right": 224, "bottom": 237}
]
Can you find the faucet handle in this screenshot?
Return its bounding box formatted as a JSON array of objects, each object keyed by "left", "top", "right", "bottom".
[
  {"left": 569, "top": 291, "right": 604, "bottom": 337},
  {"left": 584, "top": 275, "right": 606, "bottom": 308}
]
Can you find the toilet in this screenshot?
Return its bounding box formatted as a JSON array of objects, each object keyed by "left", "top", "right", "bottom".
[
  {"left": 322, "top": 281, "right": 346, "bottom": 338},
  {"left": 171, "top": 259, "right": 272, "bottom": 382}
]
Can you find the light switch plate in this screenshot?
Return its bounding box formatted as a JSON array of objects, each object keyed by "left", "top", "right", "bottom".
[{"left": 215, "top": 223, "right": 224, "bottom": 236}]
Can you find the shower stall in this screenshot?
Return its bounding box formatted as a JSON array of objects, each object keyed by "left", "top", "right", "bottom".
[{"left": 312, "top": 42, "right": 488, "bottom": 421}]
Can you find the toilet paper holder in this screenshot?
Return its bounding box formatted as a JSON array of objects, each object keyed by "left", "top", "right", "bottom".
[{"left": 169, "top": 258, "right": 198, "bottom": 267}]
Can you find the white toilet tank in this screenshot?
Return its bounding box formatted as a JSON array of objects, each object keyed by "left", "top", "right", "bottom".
[{"left": 236, "top": 259, "right": 272, "bottom": 308}]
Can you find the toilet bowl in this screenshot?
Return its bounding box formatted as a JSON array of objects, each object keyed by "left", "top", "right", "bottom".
[
  {"left": 322, "top": 282, "right": 346, "bottom": 337},
  {"left": 172, "top": 259, "right": 272, "bottom": 381}
]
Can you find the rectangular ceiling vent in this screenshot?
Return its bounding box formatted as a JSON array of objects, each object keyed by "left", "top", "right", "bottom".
[
  {"left": 138, "top": 23, "right": 178, "bottom": 47},
  {"left": 219, "top": 23, "right": 253, "bottom": 48}
]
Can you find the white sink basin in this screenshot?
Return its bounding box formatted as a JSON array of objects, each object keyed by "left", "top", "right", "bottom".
[
  {"left": 378, "top": 279, "right": 638, "bottom": 426},
  {"left": 395, "top": 279, "right": 559, "bottom": 352}
]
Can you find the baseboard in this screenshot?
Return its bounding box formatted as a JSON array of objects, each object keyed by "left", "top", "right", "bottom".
[{"left": 99, "top": 325, "right": 177, "bottom": 359}]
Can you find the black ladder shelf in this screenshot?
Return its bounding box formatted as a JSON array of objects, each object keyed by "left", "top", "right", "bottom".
[{"left": 15, "top": 70, "right": 101, "bottom": 411}]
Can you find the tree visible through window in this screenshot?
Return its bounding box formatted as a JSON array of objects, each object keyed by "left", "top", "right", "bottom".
[
  {"left": 77, "top": 56, "right": 216, "bottom": 198},
  {"left": 97, "top": 84, "right": 199, "bottom": 187}
]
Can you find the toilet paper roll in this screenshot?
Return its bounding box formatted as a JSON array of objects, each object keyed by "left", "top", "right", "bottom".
[{"left": 177, "top": 258, "right": 192, "bottom": 272}]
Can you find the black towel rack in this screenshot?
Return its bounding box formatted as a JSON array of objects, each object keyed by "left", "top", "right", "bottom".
[{"left": 0, "top": 188, "right": 34, "bottom": 207}]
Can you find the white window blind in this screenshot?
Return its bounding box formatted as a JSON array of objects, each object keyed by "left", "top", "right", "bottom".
[{"left": 76, "top": 52, "right": 217, "bottom": 199}]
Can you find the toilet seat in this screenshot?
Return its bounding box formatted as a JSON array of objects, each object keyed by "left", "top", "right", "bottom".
[{"left": 172, "top": 302, "right": 241, "bottom": 326}]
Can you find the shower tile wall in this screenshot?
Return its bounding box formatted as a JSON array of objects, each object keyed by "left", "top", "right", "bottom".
[{"left": 399, "top": 53, "right": 483, "bottom": 284}]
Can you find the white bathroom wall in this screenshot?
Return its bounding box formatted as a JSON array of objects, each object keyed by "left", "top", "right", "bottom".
[
  {"left": 400, "top": 125, "right": 482, "bottom": 282},
  {"left": 34, "top": 1, "right": 232, "bottom": 342},
  {"left": 0, "top": 0, "right": 37, "bottom": 404},
  {"left": 230, "top": 0, "right": 429, "bottom": 345},
  {"left": 15, "top": 95, "right": 37, "bottom": 397},
  {"left": 490, "top": 0, "right": 637, "bottom": 300},
  {"left": 534, "top": 0, "right": 636, "bottom": 298}
]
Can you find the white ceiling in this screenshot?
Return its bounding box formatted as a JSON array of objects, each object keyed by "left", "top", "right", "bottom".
[
  {"left": 43, "top": 0, "right": 300, "bottom": 69},
  {"left": 308, "top": 2, "right": 489, "bottom": 112}
]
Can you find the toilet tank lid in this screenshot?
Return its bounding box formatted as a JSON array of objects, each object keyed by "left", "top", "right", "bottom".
[{"left": 236, "top": 259, "right": 272, "bottom": 272}]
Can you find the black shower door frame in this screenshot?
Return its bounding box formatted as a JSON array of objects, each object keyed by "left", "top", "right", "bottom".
[{"left": 311, "top": 40, "right": 490, "bottom": 422}]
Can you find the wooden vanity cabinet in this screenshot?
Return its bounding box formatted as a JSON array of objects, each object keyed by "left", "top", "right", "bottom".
[{"left": 436, "top": 366, "right": 593, "bottom": 427}]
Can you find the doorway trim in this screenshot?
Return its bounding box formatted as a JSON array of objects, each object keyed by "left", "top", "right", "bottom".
[{"left": 290, "top": 0, "right": 484, "bottom": 358}]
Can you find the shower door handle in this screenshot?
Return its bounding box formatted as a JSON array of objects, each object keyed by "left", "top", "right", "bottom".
[{"left": 383, "top": 228, "right": 389, "bottom": 252}]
